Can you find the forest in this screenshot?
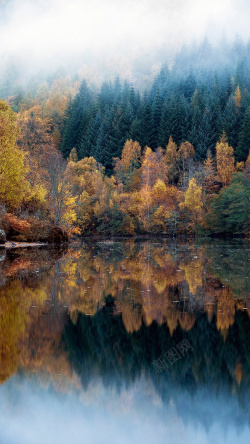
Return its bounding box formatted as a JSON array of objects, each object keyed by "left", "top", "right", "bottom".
[{"left": 0, "top": 39, "right": 250, "bottom": 239}]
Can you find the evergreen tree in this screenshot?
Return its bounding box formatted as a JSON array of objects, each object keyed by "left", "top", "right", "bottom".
[
  {"left": 139, "top": 97, "right": 152, "bottom": 147},
  {"left": 189, "top": 89, "right": 205, "bottom": 158},
  {"left": 180, "top": 70, "right": 197, "bottom": 101},
  {"left": 80, "top": 112, "right": 102, "bottom": 158},
  {"left": 221, "top": 96, "right": 241, "bottom": 150},
  {"left": 158, "top": 101, "right": 171, "bottom": 147},
  {"left": 237, "top": 107, "right": 250, "bottom": 161},
  {"left": 61, "top": 81, "right": 93, "bottom": 157},
  {"left": 149, "top": 88, "right": 162, "bottom": 149}
]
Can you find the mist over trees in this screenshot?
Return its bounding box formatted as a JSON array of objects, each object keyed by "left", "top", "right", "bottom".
[
  {"left": 0, "top": 38, "right": 249, "bottom": 238},
  {"left": 59, "top": 39, "right": 250, "bottom": 173}
]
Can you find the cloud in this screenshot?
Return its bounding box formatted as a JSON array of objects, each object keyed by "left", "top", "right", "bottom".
[
  {"left": 0, "top": 0, "right": 249, "bottom": 81},
  {"left": 1, "top": 0, "right": 249, "bottom": 55}
]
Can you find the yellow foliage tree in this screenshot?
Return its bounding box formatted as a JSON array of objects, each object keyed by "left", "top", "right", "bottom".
[
  {"left": 164, "top": 136, "right": 179, "bottom": 184},
  {"left": 0, "top": 100, "right": 29, "bottom": 209},
  {"left": 180, "top": 178, "right": 203, "bottom": 226},
  {"left": 141, "top": 147, "right": 160, "bottom": 188},
  {"left": 152, "top": 179, "right": 167, "bottom": 204},
  {"left": 77, "top": 191, "right": 92, "bottom": 230},
  {"left": 114, "top": 139, "right": 141, "bottom": 192},
  {"left": 127, "top": 191, "right": 142, "bottom": 218},
  {"left": 179, "top": 141, "right": 195, "bottom": 187},
  {"left": 139, "top": 185, "right": 152, "bottom": 232},
  {"left": 234, "top": 86, "right": 242, "bottom": 108},
  {"left": 245, "top": 150, "right": 250, "bottom": 180},
  {"left": 151, "top": 206, "right": 172, "bottom": 233},
  {"left": 68, "top": 147, "right": 78, "bottom": 163},
  {"left": 44, "top": 148, "right": 77, "bottom": 226},
  {"left": 216, "top": 133, "right": 235, "bottom": 186}
]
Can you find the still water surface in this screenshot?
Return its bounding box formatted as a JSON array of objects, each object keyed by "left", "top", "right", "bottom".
[{"left": 0, "top": 239, "right": 249, "bottom": 444}]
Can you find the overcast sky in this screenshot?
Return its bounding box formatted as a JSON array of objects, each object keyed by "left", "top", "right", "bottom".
[{"left": 0, "top": 0, "right": 249, "bottom": 77}]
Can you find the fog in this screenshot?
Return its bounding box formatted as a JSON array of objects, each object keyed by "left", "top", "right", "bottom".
[
  {"left": 0, "top": 375, "right": 249, "bottom": 444},
  {"left": 0, "top": 0, "right": 250, "bottom": 81}
]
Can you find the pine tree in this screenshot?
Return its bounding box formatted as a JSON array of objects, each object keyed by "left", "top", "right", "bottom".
[
  {"left": 221, "top": 96, "right": 241, "bottom": 150},
  {"left": 179, "top": 95, "right": 191, "bottom": 142},
  {"left": 158, "top": 102, "right": 171, "bottom": 147},
  {"left": 80, "top": 112, "right": 102, "bottom": 158},
  {"left": 167, "top": 95, "right": 186, "bottom": 145},
  {"left": 189, "top": 89, "right": 205, "bottom": 158},
  {"left": 149, "top": 88, "right": 162, "bottom": 149},
  {"left": 237, "top": 107, "right": 250, "bottom": 162},
  {"left": 180, "top": 70, "right": 197, "bottom": 101},
  {"left": 61, "top": 81, "right": 93, "bottom": 157},
  {"left": 139, "top": 97, "right": 152, "bottom": 148}
]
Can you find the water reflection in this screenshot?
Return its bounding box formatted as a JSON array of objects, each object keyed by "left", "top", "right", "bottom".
[{"left": 0, "top": 240, "right": 249, "bottom": 443}]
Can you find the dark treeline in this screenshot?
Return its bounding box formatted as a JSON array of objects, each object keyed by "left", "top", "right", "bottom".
[
  {"left": 61, "top": 39, "right": 250, "bottom": 173},
  {"left": 63, "top": 306, "right": 250, "bottom": 427}
]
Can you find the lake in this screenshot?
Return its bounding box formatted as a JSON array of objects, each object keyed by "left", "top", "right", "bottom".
[{"left": 0, "top": 239, "right": 249, "bottom": 444}]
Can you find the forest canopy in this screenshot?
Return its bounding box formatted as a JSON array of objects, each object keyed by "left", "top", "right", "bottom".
[{"left": 0, "top": 39, "right": 250, "bottom": 238}]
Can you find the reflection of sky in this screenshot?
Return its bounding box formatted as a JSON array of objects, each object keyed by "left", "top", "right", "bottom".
[{"left": 0, "top": 376, "right": 249, "bottom": 444}]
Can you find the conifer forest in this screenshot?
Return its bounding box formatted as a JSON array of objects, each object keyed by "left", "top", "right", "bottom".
[{"left": 0, "top": 39, "right": 250, "bottom": 239}]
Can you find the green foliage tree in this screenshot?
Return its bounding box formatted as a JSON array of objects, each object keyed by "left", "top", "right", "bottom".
[{"left": 206, "top": 173, "right": 250, "bottom": 234}]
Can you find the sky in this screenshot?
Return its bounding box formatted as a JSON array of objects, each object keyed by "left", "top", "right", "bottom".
[{"left": 0, "top": 0, "right": 249, "bottom": 80}]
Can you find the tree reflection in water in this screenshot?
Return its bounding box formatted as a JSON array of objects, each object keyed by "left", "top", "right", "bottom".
[{"left": 0, "top": 240, "right": 249, "bottom": 430}]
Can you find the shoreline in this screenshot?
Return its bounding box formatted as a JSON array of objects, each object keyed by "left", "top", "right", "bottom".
[
  {"left": 0, "top": 241, "right": 47, "bottom": 249},
  {"left": 0, "top": 233, "right": 248, "bottom": 249}
]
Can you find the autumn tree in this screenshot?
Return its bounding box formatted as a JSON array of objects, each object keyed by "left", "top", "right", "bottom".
[
  {"left": 151, "top": 179, "right": 180, "bottom": 234},
  {"left": 17, "top": 105, "right": 53, "bottom": 207},
  {"left": 0, "top": 100, "right": 29, "bottom": 209},
  {"left": 139, "top": 184, "right": 152, "bottom": 232},
  {"left": 216, "top": 132, "right": 235, "bottom": 186},
  {"left": 244, "top": 150, "right": 250, "bottom": 180},
  {"left": 44, "top": 148, "right": 76, "bottom": 226},
  {"left": 141, "top": 146, "right": 163, "bottom": 188},
  {"left": 180, "top": 178, "right": 203, "bottom": 230},
  {"left": 113, "top": 139, "right": 141, "bottom": 192},
  {"left": 178, "top": 141, "right": 195, "bottom": 188},
  {"left": 152, "top": 179, "right": 167, "bottom": 205},
  {"left": 17, "top": 106, "right": 52, "bottom": 150},
  {"left": 203, "top": 151, "right": 218, "bottom": 196},
  {"left": 65, "top": 157, "right": 116, "bottom": 233},
  {"left": 164, "top": 136, "right": 180, "bottom": 184},
  {"left": 68, "top": 147, "right": 78, "bottom": 163},
  {"left": 234, "top": 86, "right": 242, "bottom": 109}
]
